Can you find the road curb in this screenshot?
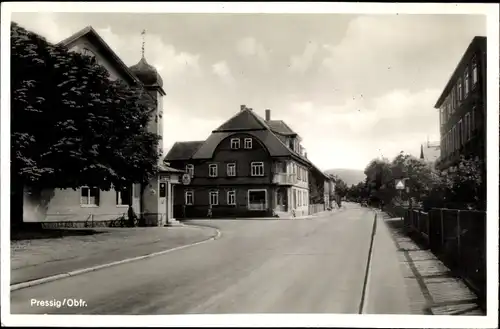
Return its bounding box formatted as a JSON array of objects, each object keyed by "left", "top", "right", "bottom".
[
  {"left": 10, "top": 225, "right": 221, "bottom": 292},
  {"left": 359, "top": 212, "right": 378, "bottom": 313}
]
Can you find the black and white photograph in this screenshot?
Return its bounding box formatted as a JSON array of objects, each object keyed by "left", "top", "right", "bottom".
[{"left": 1, "top": 2, "right": 498, "bottom": 328}]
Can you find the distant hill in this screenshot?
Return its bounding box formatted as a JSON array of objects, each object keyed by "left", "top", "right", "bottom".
[{"left": 324, "top": 168, "right": 366, "bottom": 187}]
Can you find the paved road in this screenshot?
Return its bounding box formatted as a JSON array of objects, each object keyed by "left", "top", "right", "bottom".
[{"left": 11, "top": 204, "right": 413, "bottom": 314}]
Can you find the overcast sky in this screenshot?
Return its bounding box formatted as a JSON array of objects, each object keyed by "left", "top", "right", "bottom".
[{"left": 11, "top": 12, "right": 486, "bottom": 171}]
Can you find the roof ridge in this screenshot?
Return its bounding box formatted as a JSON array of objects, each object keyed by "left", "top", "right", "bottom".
[
  {"left": 213, "top": 107, "right": 268, "bottom": 132},
  {"left": 57, "top": 25, "right": 146, "bottom": 88}
]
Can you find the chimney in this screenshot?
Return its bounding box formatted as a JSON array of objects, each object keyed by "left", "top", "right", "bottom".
[
  {"left": 265, "top": 109, "right": 271, "bottom": 121},
  {"left": 240, "top": 104, "right": 246, "bottom": 111},
  {"left": 305, "top": 152, "right": 308, "bottom": 159}
]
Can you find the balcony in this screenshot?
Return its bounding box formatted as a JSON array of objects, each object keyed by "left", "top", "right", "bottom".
[{"left": 273, "top": 173, "right": 298, "bottom": 185}]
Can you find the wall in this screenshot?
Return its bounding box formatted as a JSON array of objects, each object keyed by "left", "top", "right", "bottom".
[
  {"left": 437, "top": 44, "right": 486, "bottom": 171},
  {"left": 173, "top": 185, "right": 273, "bottom": 218},
  {"left": 181, "top": 133, "right": 273, "bottom": 186},
  {"left": 288, "top": 186, "right": 309, "bottom": 216},
  {"left": 68, "top": 39, "right": 121, "bottom": 82},
  {"left": 25, "top": 187, "right": 131, "bottom": 223}
]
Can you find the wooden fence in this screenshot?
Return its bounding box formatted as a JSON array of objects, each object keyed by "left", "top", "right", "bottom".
[
  {"left": 388, "top": 206, "right": 487, "bottom": 302},
  {"left": 308, "top": 203, "right": 325, "bottom": 215}
]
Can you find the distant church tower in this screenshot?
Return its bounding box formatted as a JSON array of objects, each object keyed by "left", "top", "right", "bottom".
[{"left": 128, "top": 29, "right": 167, "bottom": 225}]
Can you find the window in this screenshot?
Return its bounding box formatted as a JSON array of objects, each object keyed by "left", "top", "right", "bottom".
[
  {"left": 472, "top": 56, "right": 478, "bottom": 86},
  {"left": 116, "top": 186, "right": 131, "bottom": 206},
  {"left": 209, "top": 191, "right": 219, "bottom": 206},
  {"left": 80, "top": 187, "right": 99, "bottom": 206},
  {"left": 465, "top": 113, "right": 471, "bottom": 141},
  {"left": 251, "top": 162, "right": 264, "bottom": 176},
  {"left": 458, "top": 119, "right": 463, "bottom": 147},
  {"left": 471, "top": 106, "right": 476, "bottom": 132},
  {"left": 230, "top": 138, "right": 240, "bottom": 149},
  {"left": 452, "top": 126, "right": 457, "bottom": 151},
  {"left": 244, "top": 138, "right": 253, "bottom": 149},
  {"left": 297, "top": 166, "right": 302, "bottom": 180},
  {"left": 209, "top": 164, "right": 218, "bottom": 177},
  {"left": 298, "top": 190, "right": 302, "bottom": 206},
  {"left": 227, "top": 163, "right": 236, "bottom": 177},
  {"left": 186, "top": 164, "right": 194, "bottom": 177},
  {"left": 81, "top": 47, "right": 97, "bottom": 64},
  {"left": 457, "top": 78, "right": 463, "bottom": 103},
  {"left": 464, "top": 66, "right": 470, "bottom": 98},
  {"left": 440, "top": 107, "right": 445, "bottom": 127},
  {"left": 134, "top": 183, "right": 140, "bottom": 198},
  {"left": 185, "top": 190, "right": 194, "bottom": 205},
  {"left": 227, "top": 190, "right": 236, "bottom": 205}
]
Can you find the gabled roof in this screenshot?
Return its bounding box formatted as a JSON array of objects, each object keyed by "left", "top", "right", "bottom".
[
  {"left": 165, "top": 107, "right": 313, "bottom": 166},
  {"left": 164, "top": 141, "right": 204, "bottom": 161},
  {"left": 58, "top": 25, "right": 166, "bottom": 96},
  {"left": 213, "top": 108, "right": 268, "bottom": 132},
  {"left": 192, "top": 130, "right": 293, "bottom": 160}
]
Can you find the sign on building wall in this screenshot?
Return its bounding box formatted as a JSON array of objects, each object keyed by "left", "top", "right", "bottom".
[{"left": 181, "top": 174, "right": 191, "bottom": 185}]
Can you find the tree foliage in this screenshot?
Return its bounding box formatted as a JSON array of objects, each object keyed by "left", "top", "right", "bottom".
[
  {"left": 11, "top": 22, "right": 161, "bottom": 192},
  {"left": 346, "top": 151, "right": 484, "bottom": 211},
  {"left": 332, "top": 175, "right": 348, "bottom": 198}
]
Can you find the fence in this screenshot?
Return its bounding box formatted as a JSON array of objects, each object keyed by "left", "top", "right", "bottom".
[
  {"left": 401, "top": 207, "right": 486, "bottom": 302},
  {"left": 38, "top": 212, "right": 168, "bottom": 229},
  {"left": 309, "top": 203, "right": 325, "bottom": 215}
]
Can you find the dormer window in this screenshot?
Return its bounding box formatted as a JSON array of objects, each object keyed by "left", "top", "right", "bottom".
[
  {"left": 230, "top": 138, "right": 240, "bottom": 149},
  {"left": 244, "top": 138, "right": 253, "bottom": 149}
]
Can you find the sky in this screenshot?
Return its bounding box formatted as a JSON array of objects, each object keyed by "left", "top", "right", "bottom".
[{"left": 10, "top": 11, "right": 486, "bottom": 171}]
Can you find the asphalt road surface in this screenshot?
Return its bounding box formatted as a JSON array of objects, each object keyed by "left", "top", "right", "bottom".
[{"left": 11, "top": 203, "right": 414, "bottom": 314}]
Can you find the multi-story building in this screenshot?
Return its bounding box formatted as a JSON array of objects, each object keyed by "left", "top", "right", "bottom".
[
  {"left": 23, "top": 26, "right": 183, "bottom": 227},
  {"left": 164, "top": 105, "right": 329, "bottom": 218},
  {"left": 435, "top": 36, "right": 486, "bottom": 171}
]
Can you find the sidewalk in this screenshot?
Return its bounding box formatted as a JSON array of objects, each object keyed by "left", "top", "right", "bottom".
[
  {"left": 374, "top": 210, "right": 485, "bottom": 315},
  {"left": 10, "top": 225, "right": 218, "bottom": 285}
]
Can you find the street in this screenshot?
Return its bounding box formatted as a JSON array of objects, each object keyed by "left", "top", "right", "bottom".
[{"left": 11, "top": 204, "right": 413, "bottom": 314}]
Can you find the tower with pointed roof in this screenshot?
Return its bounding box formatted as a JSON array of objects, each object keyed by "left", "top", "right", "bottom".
[{"left": 128, "top": 30, "right": 176, "bottom": 226}]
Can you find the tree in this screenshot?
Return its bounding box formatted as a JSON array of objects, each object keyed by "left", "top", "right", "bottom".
[
  {"left": 334, "top": 176, "right": 348, "bottom": 198},
  {"left": 390, "top": 152, "right": 435, "bottom": 203},
  {"left": 359, "top": 151, "right": 484, "bottom": 211},
  {"left": 427, "top": 156, "right": 485, "bottom": 210},
  {"left": 308, "top": 170, "right": 325, "bottom": 204},
  {"left": 11, "top": 22, "right": 161, "bottom": 228}
]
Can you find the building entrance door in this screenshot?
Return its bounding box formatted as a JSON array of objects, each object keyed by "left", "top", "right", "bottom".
[{"left": 159, "top": 180, "right": 168, "bottom": 226}]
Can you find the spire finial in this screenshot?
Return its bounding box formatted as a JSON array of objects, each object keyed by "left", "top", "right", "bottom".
[{"left": 141, "top": 29, "right": 146, "bottom": 58}]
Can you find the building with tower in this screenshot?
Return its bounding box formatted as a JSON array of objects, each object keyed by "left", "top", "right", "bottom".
[{"left": 25, "top": 26, "right": 182, "bottom": 227}]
